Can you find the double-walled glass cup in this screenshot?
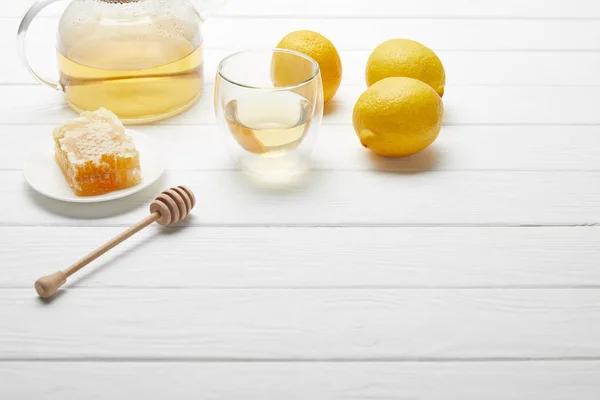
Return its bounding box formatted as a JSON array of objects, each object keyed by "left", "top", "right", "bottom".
[{"left": 214, "top": 49, "right": 323, "bottom": 179}]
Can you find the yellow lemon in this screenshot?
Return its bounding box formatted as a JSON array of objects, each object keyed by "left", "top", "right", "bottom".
[
  {"left": 366, "top": 39, "right": 446, "bottom": 97},
  {"left": 352, "top": 77, "right": 443, "bottom": 157},
  {"left": 274, "top": 30, "right": 342, "bottom": 102}
]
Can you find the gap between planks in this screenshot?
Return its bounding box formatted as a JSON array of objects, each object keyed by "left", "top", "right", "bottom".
[
  {"left": 5, "top": 16, "right": 600, "bottom": 21},
  {"left": 3, "top": 357, "right": 600, "bottom": 363},
  {"left": 2, "top": 222, "right": 600, "bottom": 228},
  {"left": 3, "top": 122, "right": 600, "bottom": 126},
  {"left": 6, "top": 286, "right": 600, "bottom": 290}
]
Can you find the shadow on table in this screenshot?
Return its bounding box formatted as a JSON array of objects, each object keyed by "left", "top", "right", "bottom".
[
  {"left": 69, "top": 220, "right": 190, "bottom": 288},
  {"left": 37, "top": 289, "right": 66, "bottom": 305},
  {"left": 232, "top": 159, "right": 324, "bottom": 196},
  {"left": 324, "top": 98, "right": 343, "bottom": 116},
  {"left": 366, "top": 145, "right": 442, "bottom": 174},
  {"left": 26, "top": 174, "right": 167, "bottom": 219},
  {"left": 36, "top": 213, "right": 193, "bottom": 304}
]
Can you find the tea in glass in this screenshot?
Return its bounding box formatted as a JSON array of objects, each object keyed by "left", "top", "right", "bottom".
[{"left": 224, "top": 92, "right": 314, "bottom": 157}]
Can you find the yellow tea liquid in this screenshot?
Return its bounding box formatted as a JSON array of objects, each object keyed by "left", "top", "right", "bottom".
[
  {"left": 58, "top": 35, "right": 203, "bottom": 124},
  {"left": 224, "top": 93, "right": 313, "bottom": 157}
]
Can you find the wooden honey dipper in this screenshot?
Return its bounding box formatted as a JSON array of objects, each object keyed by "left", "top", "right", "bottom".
[{"left": 34, "top": 186, "right": 196, "bottom": 299}]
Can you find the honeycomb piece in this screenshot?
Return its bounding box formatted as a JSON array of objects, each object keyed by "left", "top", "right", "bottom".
[{"left": 53, "top": 108, "right": 142, "bottom": 196}]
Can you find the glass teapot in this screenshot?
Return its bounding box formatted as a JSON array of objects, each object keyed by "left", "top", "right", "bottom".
[{"left": 18, "top": 0, "right": 223, "bottom": 124}]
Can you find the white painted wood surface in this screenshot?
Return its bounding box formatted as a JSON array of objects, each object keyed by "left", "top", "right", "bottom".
[
  {"left": 3, "top": 288, "right": 600, "bottom": 360},
  {"left": 3, "top": 227, "right": 600, "bottom": 288},
  {"left": 4, "top": 125, "right": 600, "bottom": 172},
  {"left": 2, "top": 362, "right": 600, "bottom": 400},
  {"left": 6, "top": 0, "right": 600, "bottom": 18},
  {"left": 1, "top": 0, "right": 600, "bottom": 398},
  {"left": 4, "top": 85, "right": 600, "bottom": 125}
]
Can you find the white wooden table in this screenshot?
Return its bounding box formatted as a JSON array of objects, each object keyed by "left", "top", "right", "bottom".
[{"left": 2, "top": 0, "right": 600, "bottom": 398}]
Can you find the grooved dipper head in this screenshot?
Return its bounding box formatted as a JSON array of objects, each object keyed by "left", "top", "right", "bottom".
[{"left": 149, "top": 186, "right": 196, "bottom": 226}]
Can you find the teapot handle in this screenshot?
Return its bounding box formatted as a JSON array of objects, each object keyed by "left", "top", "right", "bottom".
[{"left": 17, "top": 0, "right": 64, "bottom": 90}]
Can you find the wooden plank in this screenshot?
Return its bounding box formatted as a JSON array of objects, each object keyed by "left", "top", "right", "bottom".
[
  {"left": 2, "top": 227, "right": 599, "bottom": 288},
  {"left": 1, "top": 84, "right": 599, "bottom": 126},
  {"left": 5, "top": 0, "right": 600, "bottom": 18},
  {"left": 96, "top": 18, "right": 600, "bottom": 51},
  {"left": 6, "top": 17, "right": 600, "bottom": 53},
  {"left": 219, "top": 0, "right": 600, "bottom": 19},
  {"left": 7, "top": 48, "right": 600, "bottom": 86},
  {"left": 3, "top": 124, "right": 600, "bottom": 172},
  {"left": 1, "top": 288, "right": 600, "bottom": 359},
  {"left": 2, "top": 170, "right": 599, "bottom": 227},
  {"left": 1, "top": 361, "right": 600, "bottom": 400}
]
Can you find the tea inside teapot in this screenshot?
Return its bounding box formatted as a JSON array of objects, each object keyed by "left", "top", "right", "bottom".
[{"left": 19, "top": 0, "right": 210, "bottom": 124}]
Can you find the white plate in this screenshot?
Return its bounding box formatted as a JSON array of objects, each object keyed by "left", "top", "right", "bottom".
[{"left": 24, "top": 129, "right": 165, "bottom": 203}]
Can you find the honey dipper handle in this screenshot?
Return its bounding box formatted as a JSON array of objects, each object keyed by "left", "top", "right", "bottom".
[
  {"left": 34, "top": 213, "right": 159, "bottom": 299},
  {"left": 35, "top": 271, "right": 66, "bottom": 299},
  {"left": 63, "top": 213, "right": 160, "bottom": 278}
]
